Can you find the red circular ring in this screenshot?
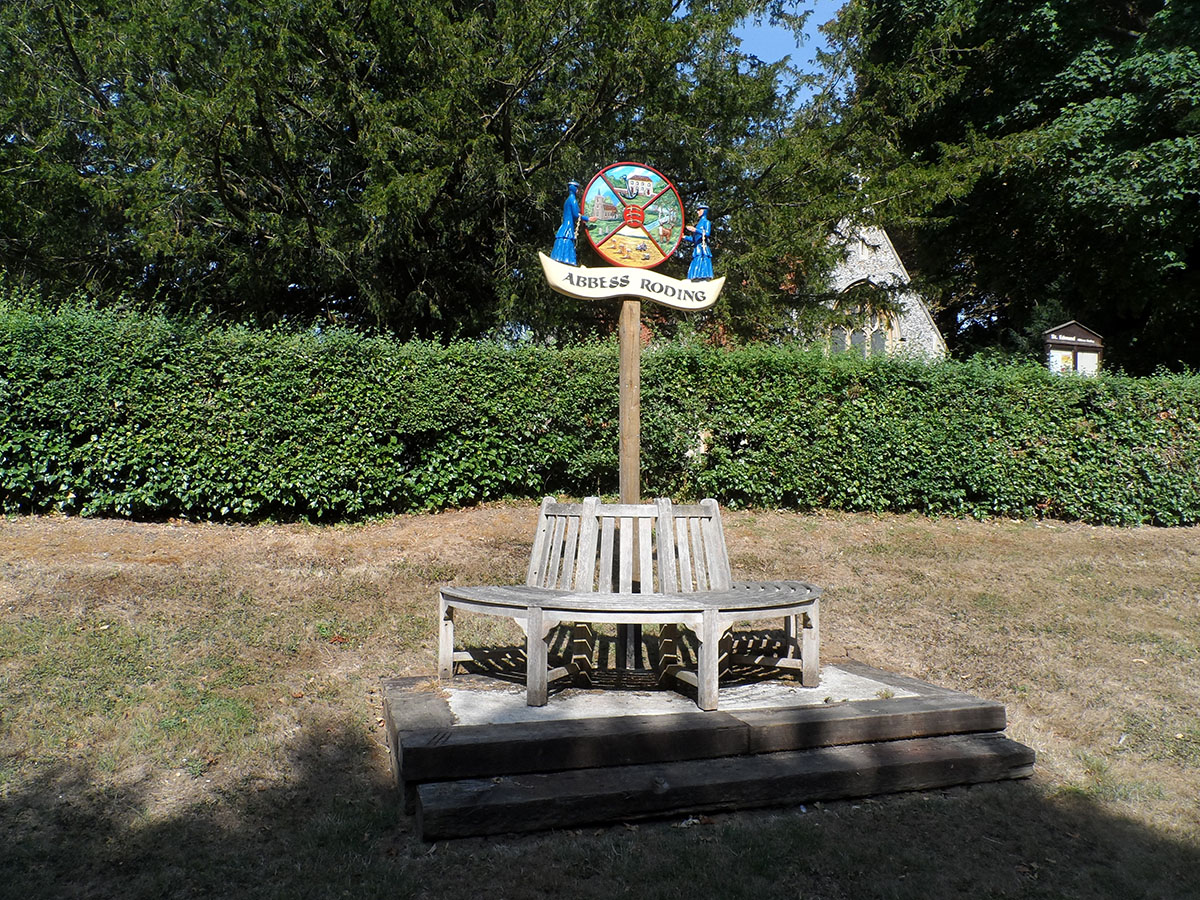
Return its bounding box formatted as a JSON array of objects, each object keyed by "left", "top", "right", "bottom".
[{"left": 581, "top": 162, "right": 685, "bottom": 269}]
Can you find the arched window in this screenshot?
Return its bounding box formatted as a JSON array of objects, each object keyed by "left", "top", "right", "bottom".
[{"left": 831, "top": 280, "right": 901, "bottom": 357}]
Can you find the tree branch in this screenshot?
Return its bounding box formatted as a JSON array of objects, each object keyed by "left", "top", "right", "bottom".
[
  {"left": 253, "top": 89, "right": 320, "bottom": 241},
  {"left": 52, "top": 4, "right": 112, "bottom": 112}
]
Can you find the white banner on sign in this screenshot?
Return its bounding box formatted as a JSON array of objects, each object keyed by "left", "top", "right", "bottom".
[{"left": 539, "top": 253, "right": 724, "bottom": 310}]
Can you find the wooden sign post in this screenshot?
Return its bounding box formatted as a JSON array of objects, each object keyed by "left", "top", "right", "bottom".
[
  {"left": 618, "top": 298, "right": 641, "bottom": 506},
  {"left": 541, "top": 162, "right": 725, "bottom": 667},
  {"left": 617, "top": 298, "right": 641, "bottom": 668}
]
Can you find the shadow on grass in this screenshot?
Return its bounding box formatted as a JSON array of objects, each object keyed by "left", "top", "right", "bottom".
[
  {"left": 1, "top": 718, "right": 407, "bottom": 900},
  {"left": 2, "top": 717, "right": 1199, "bottom": 900}
]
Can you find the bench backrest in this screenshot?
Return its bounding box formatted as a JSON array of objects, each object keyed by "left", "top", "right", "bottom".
[{"left": 525, "top": 497, "right": 732, "bottom": 594}]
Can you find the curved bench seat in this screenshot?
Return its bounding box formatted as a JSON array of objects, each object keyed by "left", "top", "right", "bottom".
[
  {"left": 436, "top": 496, "right": 822, "bottom": 711},
  {"left": 439, "top": 581, "right": 819, "bottom": 619}
]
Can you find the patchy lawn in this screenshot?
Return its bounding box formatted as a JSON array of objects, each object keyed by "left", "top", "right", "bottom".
[{"left": 2, "top": 505, "right": 1198, "bottom": 899}]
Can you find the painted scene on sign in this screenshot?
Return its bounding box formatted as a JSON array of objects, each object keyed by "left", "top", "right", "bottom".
[{"left": 583, "top": 163, "right": 684, "bottom": 269}]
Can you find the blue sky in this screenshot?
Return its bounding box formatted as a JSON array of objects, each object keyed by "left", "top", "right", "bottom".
[{"left": 733, "top": 0, "right": 844, "bottom": 72}]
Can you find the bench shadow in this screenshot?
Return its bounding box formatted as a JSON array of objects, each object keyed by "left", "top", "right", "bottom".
[
  {"left": 456, "top": 625, "right": 809, "bottom": 697},
  {"left": 2, "top": 715, "right": 1198, "bottom": 899}
]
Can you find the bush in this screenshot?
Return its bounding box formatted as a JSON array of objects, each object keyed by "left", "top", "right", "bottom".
[
  {"left": 2, "top": 297, "right": 1197, "bottom": 524},
  {"left": 657, "top": 348, "right": 1200, "bottom": 526}
]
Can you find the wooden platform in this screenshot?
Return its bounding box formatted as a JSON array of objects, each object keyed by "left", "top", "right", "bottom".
[{"left": 383, "top": 662, "right": 1035, "bottom": 841}]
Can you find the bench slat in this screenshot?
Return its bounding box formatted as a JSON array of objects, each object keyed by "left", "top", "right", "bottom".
[
  {"left": 674, "top": 515, "right": 694, "bottom": 592},
  {"left": 655, "top": 498, "right": 678, "bottom": 593},
  {"left": 560, "top": 515, "right": 581, "bottom": 590},
  {"left": 618, "top": 516, "right": 634, "bottom": 593},
  {"left": 690, "top": 517, "right": 709, "bottom": 591},
  {"left": 573, "top": 496, "right": 600, "bottom": 592},
  {"left": 599, "top": 517, "right": 615, "bottom": 593},
  {"left": 525, "top": 496, "right": 555, "bottom": 587},
  {"left": 701, "top": 500, "right": 732, "bottom": 591},
  {"left": 639, "top": 516, "right": 653, "bottom": 593},
  {"left": 544, "top": 518, "right": 566, "bottom": 588},
  {"left": 541, "top": 500, "right": 591, "bottom": 516}
]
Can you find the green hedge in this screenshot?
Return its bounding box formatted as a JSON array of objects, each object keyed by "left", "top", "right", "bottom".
[{"left": 2, "top": 300, "right": 1198, "bottom": 525}]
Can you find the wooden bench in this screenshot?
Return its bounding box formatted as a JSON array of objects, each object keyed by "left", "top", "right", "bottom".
[{"left": 437, "top": 497, "right": 820, "bottom": 711}]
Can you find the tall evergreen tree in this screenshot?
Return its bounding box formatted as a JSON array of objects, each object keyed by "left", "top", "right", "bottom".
[
  {"left": 2, "top": 0, "right": 856, "bottom": 339},
  {"left": 826, "top": 0, "right": 1200, "bottom": 371}
]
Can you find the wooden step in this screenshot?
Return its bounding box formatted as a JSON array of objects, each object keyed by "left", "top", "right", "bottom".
[
  {"left": 393, "top": 693, "right": 1006, "bottom": 796},
  {"left": 383, "top": 665, "right": 1036, "bottom": 839},
  {"left": 736, "top": 693, "right": 1006, "bottom": 753},
  {"left": 415, "top": 731, "right": 1035, "bottom": 840},
  {"left": 399, "top": 711, "right": 748, "bottom": 783}
]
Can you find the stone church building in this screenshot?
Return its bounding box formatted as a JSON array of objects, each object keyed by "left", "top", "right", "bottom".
[{"left": 826, "top": 223, "right": 947, "bottom": 360}]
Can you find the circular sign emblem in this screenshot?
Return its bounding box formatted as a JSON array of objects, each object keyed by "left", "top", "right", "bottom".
[{"left": 582, "top": 162, "right": 684, "bottom": 269}]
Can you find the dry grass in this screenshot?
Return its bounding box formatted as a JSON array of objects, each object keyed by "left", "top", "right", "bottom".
[{"left": 1, "top": 504, "right": 1198, "bottom": 899}]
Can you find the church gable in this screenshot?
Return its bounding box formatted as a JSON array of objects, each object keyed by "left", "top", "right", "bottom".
[{"left": 828, "top": 224, "right": 947, "bottom": 361}]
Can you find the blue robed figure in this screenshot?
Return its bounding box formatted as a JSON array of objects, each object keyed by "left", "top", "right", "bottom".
[
  {"left": 551, "top": 181, "right": 589, "bottom": 265},
  {"left": 687, "top": 204, "right": 713, "bottom": 281}
]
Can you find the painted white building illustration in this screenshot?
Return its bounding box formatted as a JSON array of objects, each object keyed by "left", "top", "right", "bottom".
[{"left": 625, "top": 174, "right": 654, "bottom": 198}]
